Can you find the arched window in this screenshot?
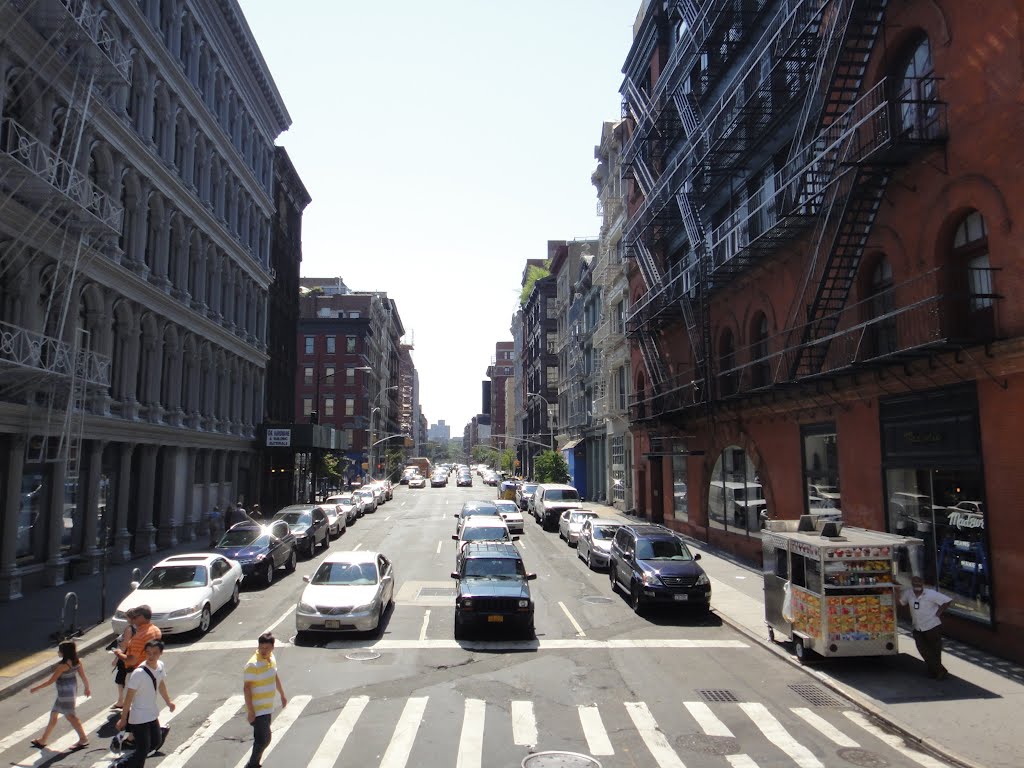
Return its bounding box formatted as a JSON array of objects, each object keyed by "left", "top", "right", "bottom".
[
  {"left": 718, "top": 329, "right": 737, "bottom": 397},
  {"left": 864, "top": 256, "right": 896, "bottom": 358},
  {"left": 750, "top": 313, "right": 770, "bottom": 388},
  {"left": 952, "top": 210, "right": 995, "bottom": 339},
  {"left": 896, "top": 36, "right": 939, "bottom": 139}
]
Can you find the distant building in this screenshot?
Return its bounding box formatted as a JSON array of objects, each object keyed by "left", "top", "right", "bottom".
[
  {"left": 487, "top": 341, "right": 515, "bottom": 447},
  {"left": 428, "top": 420, "right": 451, "bottom": 442}
]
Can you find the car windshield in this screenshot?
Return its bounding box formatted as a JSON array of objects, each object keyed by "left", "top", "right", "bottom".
[
  {"left": 635, "top": 539, "right": 693, "bottom": 561},
  {"left": 311, "top": 561, "right": 377, "bottom": 586},
  {"left": 139, "top": 565, "right": 208, "bottom": 589},
  {"left": 329, "top": 496, "right": 354, "bottom": 505},
  {"left": 217, "top": 529, "right": 264, "bottom": 547},
  {"left": 546, "top": 490, "right": 579, "bottom": 502},
  {"left": 462, "top": 527, "right": 508, "bottom": 541},
  {"left": 592, "top": 525, "right": 619, "bottom": 540},
  {"left": 463, "top": 558, "right": 524, "bottom": 579},
  {"left": 570, "top": 512, "right": 595, "bottom": 523},
  {"left": 463, "top": 507, "right": 499, "bottom": 517},
  {"left": 495, "top": 503, "right": 518, "bottom": 514},
  {"left": 523, "top": 484, "right": 537, "bottom": 494},
  {"left": 277, "top": 513, "right": 311, "bottom": 527}
]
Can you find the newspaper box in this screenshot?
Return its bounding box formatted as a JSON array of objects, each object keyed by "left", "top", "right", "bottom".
[{"left": 762, "top": 516, "right": 922, "bottom": 661}]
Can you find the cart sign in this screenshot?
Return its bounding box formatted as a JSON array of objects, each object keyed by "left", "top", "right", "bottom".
[{"left": 265, "top": 429, "right": 292, "bottom": 447}]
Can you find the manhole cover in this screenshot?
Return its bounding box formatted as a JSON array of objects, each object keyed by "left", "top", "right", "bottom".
[
  {"left": 789, "top": 683, "right": 843, "bottom": 706},
  {"left": 837, "top": 747, "right": 890, "bottom": 767},
  {"left": 675, "top": 733, "right": 739, "bottom": 756},
  {"left": 418, "top": 587, "right": 456, "bottom": 598},
  {"left": 697, "top": 689, "right": 739, "bottom": 703},
  {"left": 581, "top": 596, "right": 614, "bottom": 605},
  {"left": 344, "top": 650, "right": 381, "bottom": 661},
  {"left": 522, "top": 752, "right": 602, "bottom": 768}
]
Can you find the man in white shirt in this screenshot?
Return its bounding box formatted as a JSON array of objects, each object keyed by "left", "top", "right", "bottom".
[
  {"left": 899, "top": 576, "right": 953, "bottom": 680},
  {"left": 116, "top": 640, "right": 175, "bottom": 766}
]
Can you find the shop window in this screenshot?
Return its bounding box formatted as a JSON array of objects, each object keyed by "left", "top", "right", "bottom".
[
  {"left": 672, "top": 454, "right": 688, "bottom": 521},
  {"left": 864, "top": 257, "right": 896, "bottom": 358},
  {"left": 17, "top": 468, "right": 46, "bottom": 562},
  {"left": 61, "top": 480, "right": 79, "bottom": 553},
  {"left": 708, "top": 445, "right": 763, "bottom": 537},
  {"left": 802, "top": 424, "right": 841, "bottom": 514}
]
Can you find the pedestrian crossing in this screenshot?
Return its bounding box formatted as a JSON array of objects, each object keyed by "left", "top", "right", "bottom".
[{"left": 0, "top": 691, "right": 953, "bottom": 767}]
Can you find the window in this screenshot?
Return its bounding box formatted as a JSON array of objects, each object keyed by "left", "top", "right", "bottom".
[
  {"left": 865, "top": 257, "right": 896, "bottom": 357},
  {"left": 324, "top": 366, "right": 335, "bottom": 386},
  {"left": 896, "top": 36, "right": 939, "bottom": 139},
  {"left": 303, "top": 366, "right": 313, "bottom": 386},
  {"left": 611, "top": 435, "right": 626, "bottom": 503},
  {"left": 304, "top": 336, "right": 314, "bottom": 355},
  {"left": 345, "top": 397, "right": 354, "bottom": 416},
  {"left": 672, "top": 454, "right": 688, "bottom": 521},
  {"left": 613, "top": 300, "right": 625, "bottom": 334},
  {"left": 326, "top": 336, "right": 336, "bottom": 354},
  {"left": 952, "top": 211, "right": 995, "bottom": 338},
  {"left": 302, "top": 397, "right": 312, "bottom": 416},
  {"left": 546, "top": 366, "right": 559, "bottom": 389},
  {"left": 616, "top": 365, "right": 628, "bottom": 411},
  {"left": 802, "top": 424, "right": 841, "bottom": 515},
  {"left": 346, "top": 336, "right": 356, "bottom": 353},
  {"left": 324, "top": 397, "right": 334, "bottom": 417},
  {"left": 708, "top": 446, "right": 762, "bottom": 537},
  {"left": 345, "top": 367, "right": 355, "bottom": 385}
]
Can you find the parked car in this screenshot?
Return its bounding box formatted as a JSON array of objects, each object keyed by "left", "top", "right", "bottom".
[
  {"left": 272, "top": 504, "right": 330, "bottom": 558},
  {"left": 408, "top": 474, "right": 427, "bottom": 489},
  {"left": 213, "top": 521, "right": 297, "bottom": 586},
  {"left": 326, "top": 493, "right": 361, "bottom": 524},
  {"left": 295, "top": 551, "right": 395, "bottom": 636},
  {"left": 608, "top": 524, "right": 711, "bottom": 613},
  {"left": 112, "top": 554, "right": 242, "bottom": 636},
  {"left": 317, "top": 502, "right": 347, "bottom": 538},
  {"left": 558, "top": 509, "right": 599, "bottom": 546},
  {"left": 451, "top": 541, "right": 536, "bottom": 639},
  {"left": 534, "top": 483, "right": 582, "bottom": 530},
  {"left": 494, "top": 500, "right": 524, "bottom": 534},
  {"left": 355, "top": 488, "right": 378, "bottom": 513},
  {"left": 517, "top": 482, "right": 538, "bottom": 511},
  {"left": 576, "top": 518, "right": 622, "bottom": 570}
]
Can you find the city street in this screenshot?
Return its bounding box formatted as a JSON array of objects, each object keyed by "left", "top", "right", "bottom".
[{"left": 0, "top": 484, "right": 953, "bottom": 768}]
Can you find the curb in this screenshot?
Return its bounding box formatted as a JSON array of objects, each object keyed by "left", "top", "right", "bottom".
[{"left": 0, "top": 623, "right": 115, "bottom": 701}]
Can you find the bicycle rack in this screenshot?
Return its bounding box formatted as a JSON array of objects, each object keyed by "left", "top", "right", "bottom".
[{"left": 52, "top": 591, "right": 82, "bottom": 641}]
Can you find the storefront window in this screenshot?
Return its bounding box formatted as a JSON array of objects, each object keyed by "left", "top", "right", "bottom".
[
  {"left": 802, "top": 424, "right": 840, "bottom": 514},
  {"left": 18, "top": 469, "right": 45, "bottom": 561},
  {"left": 61, "top": 479, "right": 78, "bottom": 552},
  {"left": 611, "top": 435, "right": 625, "bottom": 503},
  {"left": 97, "top": 473, "right": 112, "bottom": 548},
  {"left": 708, "top": 446, "right": 762, "bottom": 537},
  {"left": 672, "top": 454, "right": 688, "bottom": 521}
]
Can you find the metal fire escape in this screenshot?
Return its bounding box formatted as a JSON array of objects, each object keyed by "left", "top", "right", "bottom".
[{"left": 1, "top": 0, "right": 128, "bottom": 483}]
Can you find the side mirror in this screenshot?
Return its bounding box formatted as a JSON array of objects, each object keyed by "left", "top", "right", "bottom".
[
  {"left": 526, "top": 573, "right": 537, "bottom": 580},
  {"left": 450, "top": 571, "right": 459, "bottom": 579},
  {"left": 302, "top": 575, "right": 310, "bottom": 583},
  {"left": 451, "top": 534, "right": 458, "bottom": 540},
  {"left": 512, "top": 536, "right": 520, "bottom": 542},
  {"left": 129, "top": 581, "right": 140, "bottom": 590},
  {"left": 694, "top": 553, "right": 702, "bottom": 561}
]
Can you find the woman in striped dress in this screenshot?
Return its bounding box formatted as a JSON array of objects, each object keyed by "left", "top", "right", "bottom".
[{"left": 29, "top": 640, "right": 91, "bottom": 750}]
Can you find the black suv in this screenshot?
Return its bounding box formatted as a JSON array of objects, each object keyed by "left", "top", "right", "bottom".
[
  {"left": 451, "top": 542, "right": 536, "bottom": 639},
  {"left": 608, "top": 524, "right": 711, "bottom": 613}
]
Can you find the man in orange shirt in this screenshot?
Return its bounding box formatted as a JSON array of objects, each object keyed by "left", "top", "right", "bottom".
[{"left": 115, "top": 606, "right": 162, "bottom": 673}]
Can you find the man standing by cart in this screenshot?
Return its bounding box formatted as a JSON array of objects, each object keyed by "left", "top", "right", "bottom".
[{"left": 900, "top": 576, "right": 952, "bottom": 680}]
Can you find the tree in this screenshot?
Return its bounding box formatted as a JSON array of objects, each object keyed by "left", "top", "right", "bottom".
[
  {"left": 534, "top": 450, "right": 569, "bottom": 484},
  {"left": 520, "top": 264, "right": 551, "bottom": 306},
  {"left": 320, "top": 452, "right": 343, "bottom": 489}
]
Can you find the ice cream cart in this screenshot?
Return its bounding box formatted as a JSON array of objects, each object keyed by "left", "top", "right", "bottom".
[{"left": 762, "top": 517, "right": 923, "bottom": 661}]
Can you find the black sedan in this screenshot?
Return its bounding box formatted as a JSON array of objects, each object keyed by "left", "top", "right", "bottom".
[
  {"left": 272, "top": 505, "right": 331, "bottom": 558},
  {"left": 213, "top": 521, "right": 298, "bottom": 586}
]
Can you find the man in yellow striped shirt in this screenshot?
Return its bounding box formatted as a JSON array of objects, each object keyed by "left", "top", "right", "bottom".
[{"left": 242, "top": 632, "right": 287, "bottom": 768}]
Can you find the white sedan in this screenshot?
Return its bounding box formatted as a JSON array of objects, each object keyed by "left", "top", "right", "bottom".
[
  {"left": 494, "top": 500, "right": 525, "bottom": 534},
  {"left": 112, "top": 554, "right": 242, "bottom": 636},
  {"left": 408, "top": 474, "right": 426, "bottom": 488},
  {"left": 558, "top": 509, "right": 599, "bottom": 546},
  {"left": 296, "top": 551, "right": 395, "bottom": 635}
]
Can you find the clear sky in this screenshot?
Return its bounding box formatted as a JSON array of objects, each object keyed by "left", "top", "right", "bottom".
[{"left": 238, "top": 0, "right": 641, "bottom": 430}]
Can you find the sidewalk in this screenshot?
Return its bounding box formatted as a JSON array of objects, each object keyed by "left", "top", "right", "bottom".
[{"left": 582, "top": 501, "right": 1023, "bottom": 768}]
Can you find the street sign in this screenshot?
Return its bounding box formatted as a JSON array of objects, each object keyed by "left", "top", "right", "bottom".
[{"left": 266, "top": 428, "right": 292, "bottom": 447}]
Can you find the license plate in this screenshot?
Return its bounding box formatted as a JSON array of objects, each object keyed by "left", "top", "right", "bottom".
[
  {"left": 325, "top": 620, "right": 341, "bottom": 629},
  {"left": 487, "top": 615, "right": 504, "bottom": 623},
  {"left": 673, "top": 594, "right": 689, "bottom": 602}
]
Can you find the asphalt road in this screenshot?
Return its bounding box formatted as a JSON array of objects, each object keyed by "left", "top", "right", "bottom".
[{"left": 0, "top": 482, "right": 952, "bottom": 767}]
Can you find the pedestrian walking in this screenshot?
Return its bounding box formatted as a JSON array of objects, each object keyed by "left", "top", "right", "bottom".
[
  {"left": 116, "top": 640, "right": 175, "bottom": 766},
  {"left": 900, "top": 575, "right": 953, "bottom": 679},
  {"left": 114, "top": 605, "right": 162, "bottom": 674},
  {"left": 111, "top": 608, "right": 138, "bottom": 709},
  {"left": 29, "top": 640, "right": 91, "bottom": 750},
  {"left": 242, "top": 632, "right": 287, "bottom": 768},
  {"left": 208, "top": 504, "right": 224, "bottom": 545}
]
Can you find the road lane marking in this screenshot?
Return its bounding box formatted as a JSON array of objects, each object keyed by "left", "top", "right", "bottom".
[
  {"left": 166, "top": 638, "right": 750, "bottom": 653},
  {"left": 353, "top": 542, "right": 362, "bottom": 550},
  {"left": 511, "top": 700, "right": 537, "bottom": 746},
  {"left": 436, "top": 540, "right": 442, "bottom": 554},
  {"left": 625, "top": 701, "right": 687, "bottom": 767},
  {"left": 308, "top": 696, "right": 369, "bottom": 768},
  {"left": 792, "top": 707, "right": 859, "bottom": 747},
  {"left": 0, "top": 696, "right": 87, "bottom": 752},
  {"left": 844, "top": 711, "right": 950, "bottom": 767},
  {"left": 578, "top": 705, "right": 614, "bottom": 755},
  {"left": 385, "top": 516, "right": 391, "bottom": 521},
  {"left": 264, "top": 605, "right": 295, "bottom": 635},
  {"left": 456, "top": 698, "right": 486, "bottom": 768},
  {"left": 726, "top": 756, "right": 761, "bottom": 768},
  {"left": 419, "top": 610, "right": 431, "bottom": 641},
  {"left": 558, "top": 601, "right": 586, "bottom": 637},
  {"left": 87, "top": 694, "right": 198, "bottom": 768},
  {"left": 229, "top": 695, "right": 310, "bottom": 768},
  {"left": 14, "top": 702, "right": 116, "bottom": 764},
  {"left": 739, "top": 702, "right": 823, "bottom": 768},
  {"left": 380, "top": 696, "right": 428, "bottom": 768},
  {"left": 159, "top": 695, "right": 244, "bottom": 768},
  {"left": 685, "top": 700, "right": 734, "bottom": 737}
]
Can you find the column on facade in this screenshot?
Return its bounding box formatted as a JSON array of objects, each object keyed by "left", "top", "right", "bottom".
[
  {"left": 133, "top": 444, "right": 157, "bottom": 555},
  {"left": 89, "top": 306, "right": 113, "bottom": 415},
  {"left": 183, "top": 447, "right": 197, "bottom": 542},
  {"left": 228, "top": 451, "right": 240, "bottom": 506},
  {"left": 0, "top": 436, "right": 26, "bottom": 599},
  {"left": 156, "top": 447, "right": 181, "bottom": 548},
  {"left": 77, "top": 439, "right": 105, "bottom": 574},
  {"left": 43, "top": 451, "right": 67, "bottom": 587},
  {"left": 110, "top": 443, "right": 134, "bottom": 563},
  {"left": 216, "top": 450, "right": 228, "bottom": 508},
  {"left": 199, "top": 450, "right": 213, "bottom": 540}
]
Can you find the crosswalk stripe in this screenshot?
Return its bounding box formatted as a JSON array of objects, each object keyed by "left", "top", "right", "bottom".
[
  {"left": 684, "top": 700, "right": 734, "bottom": 737},
  {"left": 726, "top": 755, "right": 761, "bottom": 768},
  {"left": 88, "top": 693, "right": 198, "bottom": 768},
  {"left": 307, "top": 695, "right": 369, "bottom": 768},
  {"left": 843, "top": 711, "right": 950, "bottom": 767},
  {"left": 791, "top": 707, "right": 859, "bottom": 748},
  {"left": 739, "top": 703, "right": 823, "bottom": 768},
  {"left": 511, "top": 700, "right": 537, "bottom": 746},
  {"left": 578, "top": 705, "right": 614, "bottom": 756},
  {"left": 229, "top": 694, "right": 311, "bottom": 768},
  {"left": 625, "top": 701, "right": 687, "bottom": 768},
  {"left": 379, "top": 696, "right": 428, "bottom": 768},
  {"left": 456, "top": 698, "right": 486, "bottom": 768},
  {"left": 0, "top": 696, "right": 87, "bottom": 753},
  {"left": 159, "top": 694, "right": 244, "bottom": 768},
  {"left": 13, "top": 704, "right": 117, "bottom": 766}
]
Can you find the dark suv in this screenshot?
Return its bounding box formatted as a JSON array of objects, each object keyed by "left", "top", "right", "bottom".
[
  {"left": 451, "top": 542, "right": 536, "bottom": 639},
  {"left": 608, "top": 524, "right": 711, "bottom": 613}
]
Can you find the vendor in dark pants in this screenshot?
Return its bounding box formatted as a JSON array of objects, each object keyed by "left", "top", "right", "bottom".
[{"left": 900, "top": 576, "right": 953, "bottom": 680}]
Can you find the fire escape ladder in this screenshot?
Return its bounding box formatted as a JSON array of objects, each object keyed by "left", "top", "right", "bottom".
[
  {"left": 638, "top": 331, "right": 667, "bottom": 390},
  {"left": 675, "top": 190, "right": 709, "bottom": 375},
  {"left": 632, "top": 237, "right": 662, "bottom": 292}
]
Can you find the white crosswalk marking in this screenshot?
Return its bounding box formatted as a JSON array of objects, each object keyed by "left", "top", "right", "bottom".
[
  {"left": 0, "top": 696, "right": 87, "bottom": 753},
  {"left": 511, "top": 700, "right": 537, "bottom": 746},
  {"left": 13, "top": 704, "right": 117, "bottom": 766},
  {"left": 158, "top": 694, "right": 244, "bottom": 768},
  {"left": 578, "top": 705, "right": 614, "bottom": 756},
  {"left": 739, "top": 702, "right": 823, "bottom": 768},
  {"left": 625, "top": 701, "right": 687, "bottom": 768},
  {"left": 307, "top": 695, "right": 368, "bottom": 768},
  {"left": 229, "top": 694, "right": 311, "bottom": 768},
  {"left": 88, "top": 693, "right": 198, "bottom": 768},
  {"left": 379, "top": 696, "right": 428, "bottom": 768},
  {"left": 844, "top": 711, "right": 951, "bottom": 767},
  {"left": 791, "top": 707, "right": 859, "bottom": 748},
  {"left": 726, "top": 755, "right": 761, "bottom": 768},
  {"left": 456, "top": 698, "right": 486, "bottom": 768},
  {"left": 684, "top": 700, "right": 734, "bottom": 737}
]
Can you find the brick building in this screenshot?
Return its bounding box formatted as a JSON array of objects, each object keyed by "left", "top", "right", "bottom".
[{"left": 487, "top": 341, "right": 515, "bottom": 448}]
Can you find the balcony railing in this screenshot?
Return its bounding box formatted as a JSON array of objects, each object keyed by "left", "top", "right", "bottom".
[{"left": 0, "top": 320, "right": 111, "bottom": 386}]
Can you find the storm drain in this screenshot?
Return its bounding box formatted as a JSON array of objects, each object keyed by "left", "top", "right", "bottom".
[
  {"left": 344, "top": 650, "right": 381, "bottom": 661},
  {"left": 522, "top": 752, "right": 602, "bottom": 768},
  {"left": 697, "top": 689, "right": 739, "bottom": 703},
  {"left": 418, "top": 587, "right": 456, "bottom": 599},
  {"left": 581, "top": 596, "right": 614, "bottom": 605},
  {"left": 788, "top": 683, "right": 844, "bottom": 707}
]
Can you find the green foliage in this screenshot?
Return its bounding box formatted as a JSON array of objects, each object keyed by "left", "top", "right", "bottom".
[
  {"left": 519, "top": 264, "right": 551, "bottom": 307},
  {"left": 534, "top": 450, "right": 569, "bottom": 484},
  {"left": 320, "top": 452, "right": 342, "bottom": 484}
]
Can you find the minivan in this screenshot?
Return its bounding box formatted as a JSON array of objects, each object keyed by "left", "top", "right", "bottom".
[{"left": 708, "top": 480, "right": 766, "bottom": 530}]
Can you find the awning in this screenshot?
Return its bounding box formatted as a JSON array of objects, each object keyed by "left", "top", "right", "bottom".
[{"left": 560, "top": 438, "right": 583, "bottom": 451}]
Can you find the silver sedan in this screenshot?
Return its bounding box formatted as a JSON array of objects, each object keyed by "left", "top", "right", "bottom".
[
  {"left": 558, "top": 509, "right": 599, "bottom": 546},
  {"left": 295, "top": 551, "right": 394, "bottom": 635},
  {"left": 576, "top": 518, "right": 623, "bottom": 569}
]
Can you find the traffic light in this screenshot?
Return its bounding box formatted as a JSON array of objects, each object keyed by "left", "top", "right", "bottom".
[{"left": 309, "top": 410, "right": 319, "bottom": 425}]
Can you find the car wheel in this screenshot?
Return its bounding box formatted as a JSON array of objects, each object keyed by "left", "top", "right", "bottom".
[
  {"left": 454, "top": 616, "right": 464, "bottom": 641},
  {"left": 609, "top": 567, "right": 618, "bottom": 592},
  {"left": 264, "top": 560, "right": 275, "bottom": 587},
  {"left": 630, "top": 583, "right": 644, "bottom": 614},
  {"left": 586, "top": 549, "right": 594, "bottom": 570},
  {"left": 286, "top": 549, "right": 297, "bottom": 572},
  {"left": 376, "top": 604, "right": 386, "bottom": 636},
  {"left": 198, "top": 604, "right": 212, "bottom": 635},
  {"left": 231, "top": 581, "right": 241, "bottom": 606},
  {"left": 307, "top": 539, "right": 316, "bottom": 558},
  {"left": 322, "top": 531, "right": 330, "bottom": 549}
]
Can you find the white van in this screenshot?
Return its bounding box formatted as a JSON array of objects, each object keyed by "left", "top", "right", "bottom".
[
  {"left": 534, "top": 484, "right": 582, "bottom": 531},
  {"left": 709, "top": 480, "right": 766, "bottom": 530}
]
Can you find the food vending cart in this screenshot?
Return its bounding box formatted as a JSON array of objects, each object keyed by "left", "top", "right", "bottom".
[{"left": 762, "top": 517, "right": 923, "bottom": 661}]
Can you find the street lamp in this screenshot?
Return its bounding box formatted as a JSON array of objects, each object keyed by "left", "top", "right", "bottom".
[
  {"left": 526, "top": 392, "right": 554, "bottom": 450},
  {"left": 369, "top": 385, "right": 400, "bottom": 480}
]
